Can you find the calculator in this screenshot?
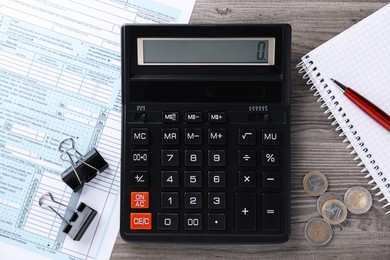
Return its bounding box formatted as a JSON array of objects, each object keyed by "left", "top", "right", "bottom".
[{"left": 120, "top": 24, "right": 291, "bottom": 243}]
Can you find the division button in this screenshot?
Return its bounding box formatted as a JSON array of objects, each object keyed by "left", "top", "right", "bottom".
[
  {"left": 235, "top": 193, "right": 256, "bottom": 230},
  {"left": 158, "top": 213, "right": 179, "bottom": 230},
  {"left": 130, "top": 213, "right": 152, "bottom": 230},
  {"left": 238, "top": 150, "right": 256, "bottom": 167}
]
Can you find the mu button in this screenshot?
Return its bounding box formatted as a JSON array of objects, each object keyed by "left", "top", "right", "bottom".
[{"left": 130, "top": 213, "right": 152, "bottom": 230}]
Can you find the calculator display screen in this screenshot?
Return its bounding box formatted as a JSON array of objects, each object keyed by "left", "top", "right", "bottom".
[{"left": 137, "top": 38, "right": 275, "bottom": 65}]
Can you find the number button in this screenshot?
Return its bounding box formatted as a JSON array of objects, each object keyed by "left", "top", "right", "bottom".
[
  {"left": 208, "top": 192, "right": 226, "bottom": 209},
  {"left": 158, "top": 213, "right": 179, "bottom": 230},
  {"left": 208, "top": 150, "right": 226, "bottom": 166},
  {"left": 184, "top": 214, "right": 202, "bottom": 231},
  {"left": 131, "top": 149, "right": 149, "bottom": 166},
  {"left": 208, "top": 171, "right": 226, "bottom": 188},
  {"left": 184, "top": 171, "right": 202, "bottom": 188},
  {"left": 161, "top": 192, "right": 179, "bottom": 209},
  {"left": 161, "top": 171, "right": 179, "bottom": 188},
  {"left": 185, "top": 150, "right": 202, "bottom": 166},
  {"left": 185, "top": 192, "right": 202, "bottom": 209},
  {"left": 161, "top": 150, "right": 179, "bottom": 166}
]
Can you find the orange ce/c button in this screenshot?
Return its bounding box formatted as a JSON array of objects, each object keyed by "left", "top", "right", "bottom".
[{"left": 130, "top": 213, "right": 152, "bottom": 230}]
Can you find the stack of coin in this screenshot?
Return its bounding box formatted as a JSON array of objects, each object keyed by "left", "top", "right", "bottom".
[{"left": 302, "top": 170, "right": 373, "bottom": 246}]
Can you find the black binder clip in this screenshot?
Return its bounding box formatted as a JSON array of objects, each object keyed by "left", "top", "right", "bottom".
[
  {"left": 59, "top": 138, "right": 109, "bottom": 192},
  {"left": 39, "top": 192, "right": 97, "bottom": 241}
]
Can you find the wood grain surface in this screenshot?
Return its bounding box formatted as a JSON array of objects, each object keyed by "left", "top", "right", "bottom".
[{"left": 111, "top": 1, "right": 390, "bottom": 259}]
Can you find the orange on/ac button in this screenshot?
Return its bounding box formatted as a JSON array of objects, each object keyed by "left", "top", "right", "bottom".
[
  {"left": 130, "top": 213, "right": 152, "bottom": 230},
  {"left": 131, "top": 191, "right": 149, "bottom": 208}
]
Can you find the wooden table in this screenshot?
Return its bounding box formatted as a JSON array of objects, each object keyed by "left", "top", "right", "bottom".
[{"left": 111, "top": 1, "right": 390, "bottom": 258}]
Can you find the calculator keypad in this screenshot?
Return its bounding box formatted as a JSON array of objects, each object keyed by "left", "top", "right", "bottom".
[{"left": 126, "top": 109, "right": 288, "bottom": 241}]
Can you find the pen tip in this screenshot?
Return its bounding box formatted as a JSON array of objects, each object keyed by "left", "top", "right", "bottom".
[{"left": 331, "top": 78, "right": 347, "bottom": 91}]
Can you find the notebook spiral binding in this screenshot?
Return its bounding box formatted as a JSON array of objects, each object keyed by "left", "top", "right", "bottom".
[{"left": 297, "top": 55, "right": 390, "bottom": 214}]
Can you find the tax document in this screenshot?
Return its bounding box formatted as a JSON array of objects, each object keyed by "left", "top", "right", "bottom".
[{"left": 0, "top": 0, "right": 195, "bottom": 259}]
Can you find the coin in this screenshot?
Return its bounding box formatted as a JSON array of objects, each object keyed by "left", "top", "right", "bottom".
[
  {"left": 304, "top": 218, "right": 333, "bottom": 246},
  {"left": 317, "top": 191, "right": 343, "bottom": 216},
  {"left": 344, "top": 186, "right": 372, "bottom": 214},
  {"left": 303, "top": 170, "right": 328, "bottom": 196},
  {"left": 321, "top": 199, "right": 348, "bottom": 225}
]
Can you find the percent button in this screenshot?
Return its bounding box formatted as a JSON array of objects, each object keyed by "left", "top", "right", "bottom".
[{"left": 261, "top": 150, "right": 279, "bottom": 166}]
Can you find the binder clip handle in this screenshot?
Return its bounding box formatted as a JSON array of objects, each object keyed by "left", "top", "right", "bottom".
[
  {"left": 39, "top": 192, "right": 97, "bottom": 241},
  {"left": 58, "top": 138, "right": 109, "bottom": 192}
]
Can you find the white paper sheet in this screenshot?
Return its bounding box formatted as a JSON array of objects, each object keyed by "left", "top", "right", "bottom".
[{"left": 0, "top": 0, "right": 195, "bottom": 259}]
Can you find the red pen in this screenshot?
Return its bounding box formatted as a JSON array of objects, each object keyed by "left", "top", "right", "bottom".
[{"left": 331, "top": 79, "right": 390, "bottom": 131}]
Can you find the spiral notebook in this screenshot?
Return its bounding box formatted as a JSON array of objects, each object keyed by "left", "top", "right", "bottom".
[{"left": 298, "top": 4, "right": 390, "bottom": 213}]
